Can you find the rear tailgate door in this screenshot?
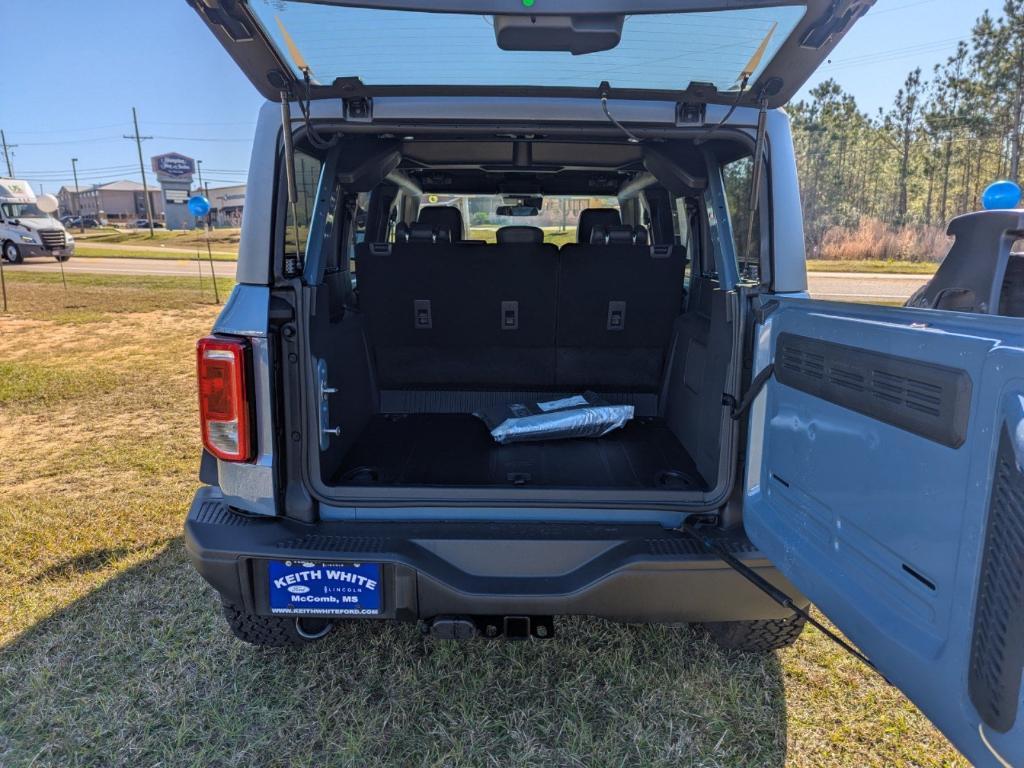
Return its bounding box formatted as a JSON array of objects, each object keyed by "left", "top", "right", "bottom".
[{"left": 188, "top": 0, "right": 873, "bottom": 107}]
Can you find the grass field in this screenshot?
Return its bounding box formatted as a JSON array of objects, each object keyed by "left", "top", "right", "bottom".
[
  {"left": 75, "top": 227, "right": 242, "bottom": 247},
  {"left": 0, "top": 273, "right": 966, "bottom": 767},
  {"left": 806, "top": 260, "right": 939, "bottom": 275},
  {"left": 74, "top": 244, "right": 239, "bottom": 261}
]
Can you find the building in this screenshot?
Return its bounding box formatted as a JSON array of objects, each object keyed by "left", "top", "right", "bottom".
[
  {"left": 203, "top": 184, "right": 246, "bottom": 228},
  {"left": 58, "top": 180, "right": 164, "bottom": 223}
]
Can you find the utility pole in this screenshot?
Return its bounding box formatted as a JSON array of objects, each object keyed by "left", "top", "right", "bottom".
[
  {"left": 1, "top": 130, "right": 16, "bottom": 177},
  {"left": 71, "top": 158, "right": 84, "bottom": 234},
  {"left": 124, "top": 107, "right": 155, "bottom": 237}
]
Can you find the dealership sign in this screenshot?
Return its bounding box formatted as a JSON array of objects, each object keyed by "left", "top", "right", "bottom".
[{"left": 151, "top": 153, "right": 196, "bottom": 181}]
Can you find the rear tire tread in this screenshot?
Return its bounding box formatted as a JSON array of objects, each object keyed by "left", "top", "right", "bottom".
[
  {"left": 222, "top": 602, "right": 331, "bottom": 647},
  {"left": 702, "top": 615, "right": 806, "bottom": 652}
]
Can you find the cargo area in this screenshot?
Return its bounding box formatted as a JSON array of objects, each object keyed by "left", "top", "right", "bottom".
[{"left": 298, "top": 135, "right": 750, "bottom": 504}]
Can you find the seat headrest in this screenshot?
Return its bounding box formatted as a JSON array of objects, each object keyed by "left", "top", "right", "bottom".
[
  {"left": 590, "top": 225, "right": 649, "bottom": 245},
  {"left": 395, "top": 222, "right": 452, "bottom": 244},
  {"left": 418, "top": 206, "right": 464, "bottom": 241},
  {"left": 496, "top": 225, "right": 545, "bottom": 245},
  {"left": 577, "top": 208, "right": 621, "bottom": 243}
]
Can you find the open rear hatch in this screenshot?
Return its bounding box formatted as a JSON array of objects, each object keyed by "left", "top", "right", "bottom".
[{"left": 189, "top": 0, "right": 874, "bottom": 107}]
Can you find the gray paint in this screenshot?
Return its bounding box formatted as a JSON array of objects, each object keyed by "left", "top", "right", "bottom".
[
  {"left": 213, "top": 284, "right": 270, "bottom": 338},
  {"left": 765, "top": 109, "right": 808, "bottom": 293},
  {"left": 211, "top": 285, "right": 276, "bottom": 515},
  {"left": 235, "top": 102, "right": 280, "bottom": 286}
]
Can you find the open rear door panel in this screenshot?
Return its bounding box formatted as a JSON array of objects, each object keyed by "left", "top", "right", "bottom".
[{"left": 744, "top": 299, "right": 1024, "bottom": 767}]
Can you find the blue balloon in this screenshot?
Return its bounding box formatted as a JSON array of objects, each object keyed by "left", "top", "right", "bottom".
[
  {"left": 981, "top": 180, "right": 1021, "bottom": 210},
  {"left": 188, "top": 194, "right": 211, "bottom": 217}
]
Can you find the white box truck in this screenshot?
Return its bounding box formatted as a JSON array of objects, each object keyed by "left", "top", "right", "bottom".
[{"left": 0, "top": 179, "right": 73, "bottom": 263}]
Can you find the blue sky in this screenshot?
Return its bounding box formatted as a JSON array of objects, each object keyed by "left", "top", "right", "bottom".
[{"left": 0, "top": 0, "right": 997, "bottom": 193}]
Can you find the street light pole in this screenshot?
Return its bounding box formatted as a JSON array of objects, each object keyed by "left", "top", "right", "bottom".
[{"left": 71, "top": 158, "right": 84, "bottom": 234}]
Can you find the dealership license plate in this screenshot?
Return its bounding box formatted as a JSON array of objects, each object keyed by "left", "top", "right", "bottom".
[{"left": 267, "top": 560, "right": 382, "bottom": 616}]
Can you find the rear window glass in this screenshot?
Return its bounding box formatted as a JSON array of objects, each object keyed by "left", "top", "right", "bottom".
[
  {"left": 722, "top": 156, "right": 762, "bottom": 282},
  {"left": 283, "top": 151, "right": 323, "bottom": 260},
  {"left": 252, "top": 3, "right": 806, "bottom": 94}
]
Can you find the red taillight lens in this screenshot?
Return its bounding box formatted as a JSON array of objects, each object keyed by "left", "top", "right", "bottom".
[{"left": 197, "top": 336, "right": 253, "bottom": 462}]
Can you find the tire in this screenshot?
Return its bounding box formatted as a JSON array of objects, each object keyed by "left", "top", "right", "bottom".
[
  {"left": 701, "top": 614, "right": 806, "bottom": 653},
  {"left": 221, "top": 601, "right": 334, "bottom": 647},
  {"left": 2, "top": 241, "right": 23, "bottom": 264},
  {"left": 56, "top": 253, "right": 71, "bottom": 262}
]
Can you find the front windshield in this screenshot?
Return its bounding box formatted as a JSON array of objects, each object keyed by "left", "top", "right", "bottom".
[
  {"left": 251, "top": 3, "right": 806, "bottom": 94},
  {"left": 419, "top": 195, "right": 619, "bottom": 246},
  {"left": 1, "top": 203, "right": 50, "bottom": 219}
]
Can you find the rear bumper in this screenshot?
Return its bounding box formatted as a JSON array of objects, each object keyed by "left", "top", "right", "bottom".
[{"left": 184, "top": 486, "right": 808, "bottom": 624}]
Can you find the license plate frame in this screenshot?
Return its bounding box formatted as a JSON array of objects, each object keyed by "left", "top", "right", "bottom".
[{"left": 266, "top": 559, "right": 383, "bottom": 616}]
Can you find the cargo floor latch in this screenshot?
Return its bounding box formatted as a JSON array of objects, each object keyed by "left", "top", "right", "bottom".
[{"left": 724, "top": 363, "right": 774, "bottom": 420}]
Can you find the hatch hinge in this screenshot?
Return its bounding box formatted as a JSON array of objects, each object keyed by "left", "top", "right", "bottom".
[
  {"left": 679, "top": 523, "right": 886, "bottom": 679},
  {"left": 800, "top": 0, "right": 872, "bottom": 50},
  {"left": 190, "top": 0, "right": 254, "bottom": 43}
]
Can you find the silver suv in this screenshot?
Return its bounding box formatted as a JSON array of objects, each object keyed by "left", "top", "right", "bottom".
[{"left": 183, "top": 3, "right": 1023, "bottom": 766}]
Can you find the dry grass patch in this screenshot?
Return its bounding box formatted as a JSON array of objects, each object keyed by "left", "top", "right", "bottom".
[{"left": 0, "top": 274, "right": 968, "bottom": 768}]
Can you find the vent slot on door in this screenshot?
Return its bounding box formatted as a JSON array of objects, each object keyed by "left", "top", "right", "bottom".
[
  {"left": 968, "top": 424, "right": 1024, "bottom": 733},
  {"left": 775, "top": 333, "right": 972, "bottom": 448}
]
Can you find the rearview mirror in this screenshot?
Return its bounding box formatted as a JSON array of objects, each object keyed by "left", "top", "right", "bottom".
[
  {"left": 493, "top": 14, "right": 623, "bottom": 56},
  {"left": 496, "top": 205, "right": 540, "bottom": 217}
]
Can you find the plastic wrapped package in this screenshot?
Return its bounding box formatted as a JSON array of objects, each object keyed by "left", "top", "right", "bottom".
[{"left": 474, "top": 392, "right": 634, "bottom": 445}]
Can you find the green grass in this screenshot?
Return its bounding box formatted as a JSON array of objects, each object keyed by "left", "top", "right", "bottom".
[
  {"left": 806, "top": 259, "right": 939, "bottom": 275},
  {"left": 0, "top": 274, "right": 967, "bottom": 767},
  {"left": 74, "top": 244, "right": 238, "bottom": 261},
  {"left": 75, "top": 227, "right": 241, "bottom": 247}
]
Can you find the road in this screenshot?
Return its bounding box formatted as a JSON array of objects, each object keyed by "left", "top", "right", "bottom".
[
  {"left": 6, "top": 257, "right": 932, "bottom": 302},
  {"left": 9, "top": 255, "right": 237, "bottom": 279}
]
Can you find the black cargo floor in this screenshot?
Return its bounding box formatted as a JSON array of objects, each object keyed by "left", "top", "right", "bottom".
[{"left": 333, "top": 413, "right": 705, "bottom": 490}]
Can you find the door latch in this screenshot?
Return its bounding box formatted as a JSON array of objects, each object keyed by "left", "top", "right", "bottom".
[{"left": 316, "top": 358, "right": 341, "bottom": 450}]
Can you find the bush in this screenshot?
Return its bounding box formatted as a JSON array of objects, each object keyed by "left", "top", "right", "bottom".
[{"left": 815, "top": 219, "right": 950, "bottom": 263}]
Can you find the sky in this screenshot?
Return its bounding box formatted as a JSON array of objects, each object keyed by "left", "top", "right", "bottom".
[{"left": 0, "top": 0, "right": 1000, "bottom": 194}]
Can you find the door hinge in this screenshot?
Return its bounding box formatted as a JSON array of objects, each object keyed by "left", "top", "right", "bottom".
[
  {"left": 752, "top": 298, "right": 780, "bottom": 325},
  {"left": 800, "top": 0, "right": 871, "bottom": 50}
]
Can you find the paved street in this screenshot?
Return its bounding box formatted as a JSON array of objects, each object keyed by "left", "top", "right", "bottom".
[
  {"left": 5, "top": 257, "right": 932, "bottom": 303},
  {"left": 8, "top": 256, "right": 237, "bottom": 279}
]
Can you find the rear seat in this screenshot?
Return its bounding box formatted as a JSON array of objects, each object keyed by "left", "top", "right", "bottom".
[
  {"left": 358, "top": 221, "right": 558, "bottom": 388},
  {"left": 556, "top": 225, "right": 685, "bottom": 390},
  {"left": 358, "top": 210, "right": 685, "bottom": 393}
]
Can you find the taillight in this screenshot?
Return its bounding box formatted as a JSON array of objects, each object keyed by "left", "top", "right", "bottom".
[{"left": 197, "top": 336, "right": 253, "bottom": 462}]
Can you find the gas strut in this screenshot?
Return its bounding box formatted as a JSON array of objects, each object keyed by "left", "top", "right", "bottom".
[{"left": 680, "top": 523, "right": 883, "bottom": 675}]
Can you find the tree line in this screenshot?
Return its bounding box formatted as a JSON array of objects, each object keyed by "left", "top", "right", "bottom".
[{"left": 790, "top": 1, "right": 1024, "bottom": 260}]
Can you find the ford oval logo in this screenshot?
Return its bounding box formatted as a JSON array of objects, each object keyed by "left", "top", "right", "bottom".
[{"left": 287, "top": 585, "right": 310, "bottom": 594}]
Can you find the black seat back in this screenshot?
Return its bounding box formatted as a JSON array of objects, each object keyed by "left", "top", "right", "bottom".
[
  {"left": 357, "top": 237, "right": 558, "bottom": 388},
  {"left": 557, "top": 230, "right": 685, "bottom": 390}
]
